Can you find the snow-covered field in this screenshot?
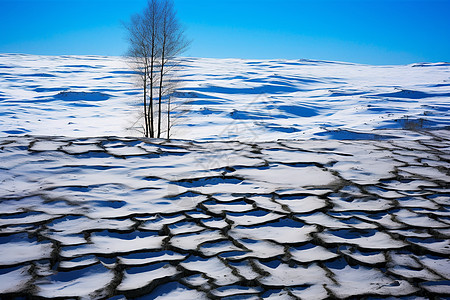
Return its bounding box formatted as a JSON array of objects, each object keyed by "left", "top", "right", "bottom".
[
  {"left": 0, "top": 54, "right": 449, "bottom": 299},
  {"left": 1, "top": 53, "right": 449, "bottom": 140}
]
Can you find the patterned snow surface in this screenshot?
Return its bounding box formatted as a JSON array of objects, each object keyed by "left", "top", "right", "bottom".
[
  {"left": 1, "top": 54, "right": 449, "bottom": 298},
  {"left": 0, "top": 135, "right": 449, "bottom": 299}
]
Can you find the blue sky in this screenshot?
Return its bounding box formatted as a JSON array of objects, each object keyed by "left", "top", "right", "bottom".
[{"left": 0, "top": 0, "right": 449, "bottom": 64}]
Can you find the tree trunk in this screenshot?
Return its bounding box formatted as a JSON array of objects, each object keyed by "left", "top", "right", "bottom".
[
  {"left": 167, "top": 95, "right": 170, "bottom": 140},
  {"left": 157, "top": 40, "right": 166, "bottom": 139},
  {"left": 148, "top": 43, "right": 155, "bottom": 138},
  {"left": 143, "top": 75, "right": 148, "bottom": 137}
]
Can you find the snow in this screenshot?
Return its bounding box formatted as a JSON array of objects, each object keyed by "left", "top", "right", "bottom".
[
  {"left": 231, "top": 164, "right": 339, "bottom": 191},
  {"left": 230, "top": 239, "right": 284, "bottom": 260},
  {"left": 59, "top": 256, "right": 99, "bottom": 270},
  {"left": 394, "top": 209, "right": 449, "bottom": 228},
  {"left": 200, "top": 240, "right": 243, "bottom": 256},
  {"left": 276, "top": 196, "right": 327, "bottom": 213},
  {"left": 0, "top": 266, "right": 32, "bottom": 294},
  {"left": 180, "top": 256, "right": 239, "bottom": 286},
  {"left": 389, "top": 265, "right": 441, "bottom": 281},
  {"left": 117, "top": 264, "right": 179, "bottom": 292},
  {"left": 290, "top": 244, "right": 339, "bottom": 263},
  {"left": 297, "top": 212, "right": 377, "bottom": 229},
  {"left": 228, "top": 260, "right": 260, "bottom": 281},
  {"left": 421, "top": 281, "right": 450, "bottom": 294},
  {"left": 330, "top": 196, "right": 394, "bottom": 212},
  {"left": 140, "top": 214, "right": 186, "bottom": 231},
  {"left": 46, "top": 216, "right": 136, "bottom": 235},
  {"left": 61, "top": 234, "right": 165, "bottom": 257},
  {"left": 170, "top": 230, "right": 224, "bottom": 250},
  {"left": 201, "top": 218, "right": 229, "bottom": 229},
  {"left": 0, "top": 54, "right": 449, "bottom": 298},
  {"left": 407, "top": 238, "right": 450, "bottom": 255},
  {"left": 229, "top": 222, "right": 317, "bottom": 244},
  {"left": 169, "top": 221, "right": 205, "bottom": 235},
  {"left": 290, "top": 285, "right": 330, "bottom": 300},
  {"left": 326, "top": 265, "right": 418, "bottom": 297},
  {"left": 246, "top": 195, "right": 287, "bottom": 213},
  {"left": 0, "top": 240, "right": 53, "bottom": 265},
  {"left": 256, "top": 261, "right": 331, "bottom": 286},
  {"left": 340, "top": 246, "right": 386, "bottom": 265},
  {"left": 118, "top": 251, "right": 186, "bottom": 266},
  {"left": 211, "top": 286, "right": 262, "bottom": 298},
  {"left": 419, "top": 255, "right": 450, "bottom": 279},
  {"left": 2, "top": 54, "right": 449, "bottom": 140},
  {"left": 35, "top": 264, "right": 114, "bottom": 298},
  {"left": 226, "top": 211, "right": 284, "bottom": 226},
  {"left": 181, "top": 274, "right": 210, "bottom": 287},
  {"left": 0, "top": 212, "right": 62, "bottom": 227},
  {"left": 154, "top": 286, "right": 208, "bottom": 300},
  {"left": 318, "top": 230, "right": 407, "bottom": 249},
  {"left": 203, "top": 201, "right": 255, "bottom": 214}
]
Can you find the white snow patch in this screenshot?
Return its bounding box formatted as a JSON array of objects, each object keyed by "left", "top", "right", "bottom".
[
  {"left": 0, "top": 266, "right": 32, "bottom": 293},
  {"left": 0, "top": 241, "right": 53, "bottom": 265},
  {"left": 117, "top": 264, "right": 179, "bottom": 292}
]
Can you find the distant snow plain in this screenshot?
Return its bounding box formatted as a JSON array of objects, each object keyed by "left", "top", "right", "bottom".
[{"left": 1, "top": 53, "right": 449, "bottom": 140}]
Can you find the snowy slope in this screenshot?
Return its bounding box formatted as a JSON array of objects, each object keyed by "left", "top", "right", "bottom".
[{"left": 1, "top": 53, "right": 449, "bottom": 140}]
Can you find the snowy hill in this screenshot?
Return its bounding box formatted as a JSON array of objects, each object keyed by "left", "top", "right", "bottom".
[{"left": 0, "top": 54, "right": 449, "bottom": 299}]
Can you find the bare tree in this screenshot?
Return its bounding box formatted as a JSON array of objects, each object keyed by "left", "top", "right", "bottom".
[
  {"left": 125, "top": 0, "right": 188, "bottom": 139},
  {"left": 125, "top": 13, "right": 151, "bottom": 137},
  {"left": 145, "top": 0, "right": 160, "bottom": 138}
]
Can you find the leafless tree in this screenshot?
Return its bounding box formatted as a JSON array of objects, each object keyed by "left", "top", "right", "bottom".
[
  {"left": 155, "top": 0, "right": 188, "bottom": 138},
  {"left": 125, "top": 0, "right": 188, "bottom": 139},
  {"left": 125, "top": 13, "right": 151, "bottom": 137}
]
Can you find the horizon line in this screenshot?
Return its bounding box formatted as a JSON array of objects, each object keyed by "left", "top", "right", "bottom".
[{"left": 2, "top": 52, "right": 449, "bottom": 67}]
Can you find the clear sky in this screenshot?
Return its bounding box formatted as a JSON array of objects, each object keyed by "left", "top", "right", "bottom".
[{"left": 0, "top": 0, "right": 449, "bottom": 65}]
